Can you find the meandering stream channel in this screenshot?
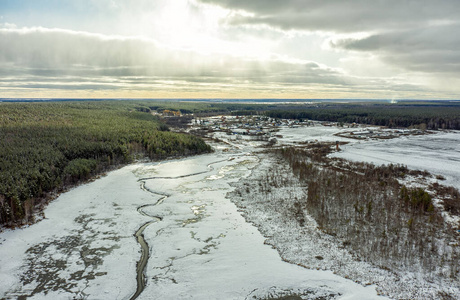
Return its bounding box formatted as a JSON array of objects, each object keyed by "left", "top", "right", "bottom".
[
  {"left": 0, "top": 139, "right": 387, "bottom": 299},
  {"left": 131, "top": 159, "right": 228, "bottom": 300}
]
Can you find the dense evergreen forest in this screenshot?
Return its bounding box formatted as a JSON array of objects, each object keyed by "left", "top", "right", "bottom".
[
  {"left": 48, "top": 100, "right": 460, "bottom": 130},
  {"left": 263, "top": 102, "right": 460, "bottom": 130},
  {"left": 128, "top": 101, "right": 264, "bottom": 116},
  {"left": 0, "top": 101, "right": 211, "bottom": 226}
]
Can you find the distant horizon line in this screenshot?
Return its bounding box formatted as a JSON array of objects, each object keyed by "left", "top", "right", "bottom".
[{"left": 1, "top": 98, "right": 459, "bottom": 103}]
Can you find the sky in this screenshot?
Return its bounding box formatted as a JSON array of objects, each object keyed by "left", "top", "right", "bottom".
[{"left": 0, "top": 0, "right": 459, "bottom": 99}]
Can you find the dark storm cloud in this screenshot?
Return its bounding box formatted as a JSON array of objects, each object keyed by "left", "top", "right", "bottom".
[
  {"left": 199, "top": 0, "right": 460, "bottom": 32},
  {"left": 332, "top": 24, "right": 460, "bottom": 73},
  {"left": 198, "top": 0, "right": 460, "bottom": 83}
]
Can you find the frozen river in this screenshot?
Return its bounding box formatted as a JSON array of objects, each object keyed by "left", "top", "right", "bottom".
[
  {"left": 331, "top": 131, "right": 460, "bottom": 190},
  {"left": 2, "top": 124, "right": 458, "bottom": 299},
  {"left": 0, "top": 141, "right": 387, "bottom": 299},
  {"left": 276, "top": 124, "right": 460, "bottom": 190}
]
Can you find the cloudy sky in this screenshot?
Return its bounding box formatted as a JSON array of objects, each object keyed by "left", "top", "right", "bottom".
[{"left": 0, "top": 0, "right": 459, "bottom": 99}]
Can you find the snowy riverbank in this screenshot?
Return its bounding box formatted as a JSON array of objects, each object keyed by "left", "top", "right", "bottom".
[
  {"left": 229, "top": 153, "right": 460, "bottom": 299},
  {"left": 331, "top": 131, "right": 460, "bottom": 191},
  {"left": 0, "top": 148, "right": 388, "bottom": 299}
]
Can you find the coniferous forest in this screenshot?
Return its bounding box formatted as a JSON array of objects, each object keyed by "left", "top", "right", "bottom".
[
  {"left": 264, "top": 102, "right": 460, "bottom": 130},
  {"left": 0, "top": 101, "right": 211, "bottom": 226}
]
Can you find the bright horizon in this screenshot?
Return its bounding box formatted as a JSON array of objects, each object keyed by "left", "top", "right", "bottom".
[{"left": 1, "top": 0, "right": 459, "bottom": 100}]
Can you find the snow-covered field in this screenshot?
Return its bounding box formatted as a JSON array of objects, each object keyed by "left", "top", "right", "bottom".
[
  {"left": 277, "top": 124, "right": 460, "bottom": 191},
  {"left": 276, "top": 124, "right": 353, "bottom": 144},
  {"left": 1, "top": 122, "right": 458, "bottom": 299},
  {"left": 330, "top": 131, "right": 460, "bottom": 190}
]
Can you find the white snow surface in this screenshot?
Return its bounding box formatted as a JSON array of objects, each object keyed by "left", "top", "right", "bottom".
[
  {"left": 0, "top": 149, "right": 387, "bottom": 299},
  {"left": 331, "top": 131, "right": 460, "bottom": 190},
  {"left": 277, "top": 124, "right": 352, "bottom": 144}
]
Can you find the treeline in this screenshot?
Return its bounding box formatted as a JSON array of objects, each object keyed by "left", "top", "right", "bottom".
[
  {"left": 264, "top": 104, "right": 460, "bottom": 129},
  {"left": 129, "top": 100, "right": 460, "bottom": 131},
  {"left": 134, "top": 101, "right": 264, "bottom": 116},
  {"left": 139, "top": 101, "right": 460, "bottom": 130},
  {"left": 0, "top": 101, "right": 211, "bottom": 226},
  {"left": 277, "top": 146, "right": 459, "bottom": 282}
]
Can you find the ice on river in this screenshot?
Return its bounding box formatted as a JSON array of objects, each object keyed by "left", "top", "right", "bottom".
[
  {"left": 331, "top": 131, "right": 460, "bottom": 190},
  {"left": 0, "top": 151, "right": 387, "bottom": 299},
  {"left": 276, "top": 124, "right": 354, "bottom": 144}
]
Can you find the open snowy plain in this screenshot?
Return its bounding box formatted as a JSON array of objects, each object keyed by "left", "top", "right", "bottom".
[
  {"left": 331, "top": 131, "right": 460, "bottom": 190},
  {"left": 1, "top": 121, "right": 458, "bottom": 299}
]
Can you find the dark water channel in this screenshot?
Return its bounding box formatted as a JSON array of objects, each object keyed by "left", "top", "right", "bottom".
[{"left": 129, "top": 159, "right": 228, "bottom": 300}]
